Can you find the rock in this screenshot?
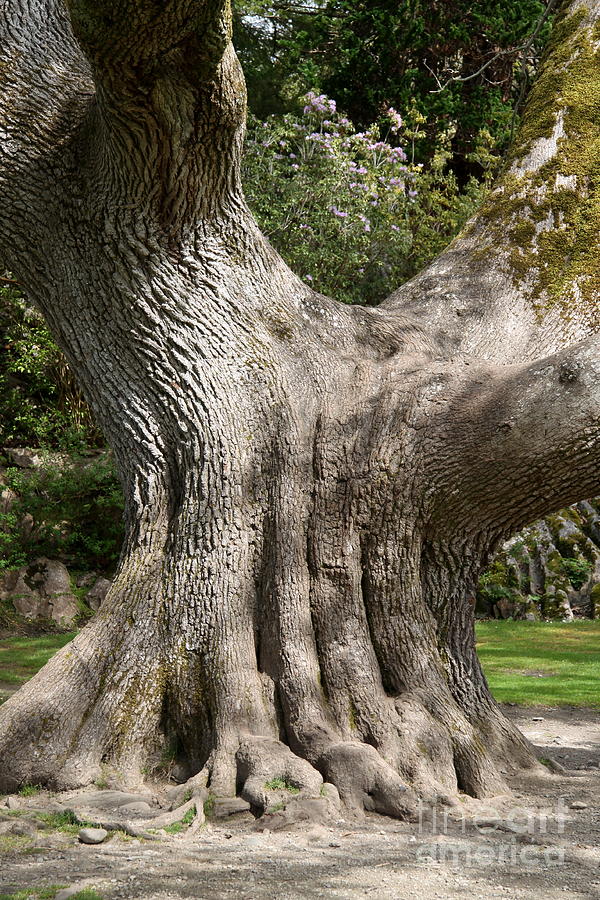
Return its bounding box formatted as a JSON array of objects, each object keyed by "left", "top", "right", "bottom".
[
  {"left": 85, "top": 577, "right": 112, "bottom": 612},
  {"left": 48, "top": 593, "right": 80, "bottom": 625},
  {"left": 4, "top": 447, "right": 43, "bottom": 468},
  {"left": 169, "top": 761, "right": 191, "bottom": 785},
  {"left": 44, "top": 800, "right": 69, "bottom": 814},
  {"left": 76, "top": 790, "right": 155, "bottom": 810},
  {"left": 213, "top": 797, "right": 252, "bottom": 818},
  {"left": 19, "top": 513, "right": 34, "bottom": 538},
  {"left": 78, "top": 827, "right": 108, "bottom": 844},
  {"left": 0, "top": 570, "right": 19, "bottom": 602},
  {"left": 10, "top": 820, "right": 37, "bottom": 836},
  {"left": 532, "top": 716, "right": 544, "bottom": 721},
  {"left": 495, "top": 596, "right": 515, "bottom": 619},
  {"left": 76, "top": 572, "right": 97, "bottom": 589},
  {"left": 569, "top": 801, "right": 588, "bottom": 810},
  {"left": 118, "top": 801, "right": 153, "bottom": 817},
  {"left": 6, "top": 796, "right": 19, "bottom": 810},
  {"left": 0, "top": 483, "right": 17, "bottom": 515},
  {"left": 7, "top": 558, "right": 79, "bottom": 625}
]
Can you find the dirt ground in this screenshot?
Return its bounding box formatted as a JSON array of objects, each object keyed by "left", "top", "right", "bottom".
[{"left": 1, "top": 705, "right": 598, "bottom": 900}]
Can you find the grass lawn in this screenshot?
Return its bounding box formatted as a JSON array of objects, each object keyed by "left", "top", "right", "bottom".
[
  {"left": 0, "top": 633, "right": 76, "bottom": 703},
  {"left": 475, "top": 619, "right": 600, "bottom": 708}
]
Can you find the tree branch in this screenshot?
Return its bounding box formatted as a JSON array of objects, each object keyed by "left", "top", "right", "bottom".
[
  {"left": 61, "top": 0, "right": 248, "bottom": 228},
  {"left": 427, "top": 339, "right": 600, "bottom": 538},
  {"left": 384, "top": 0, "right": 600, "bottom": 361},
  {"left": 66, "top": 0, "right": 233, "bottom": 80}
]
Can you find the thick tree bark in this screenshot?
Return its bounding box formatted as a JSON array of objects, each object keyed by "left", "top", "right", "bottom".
[{"left": 0, "top": 0, "right": 599, "bottom": 815}]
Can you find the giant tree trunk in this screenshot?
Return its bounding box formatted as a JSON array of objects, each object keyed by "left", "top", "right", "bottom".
[{"left": 0, "top": 0, "right": 599, "bottom": 815}]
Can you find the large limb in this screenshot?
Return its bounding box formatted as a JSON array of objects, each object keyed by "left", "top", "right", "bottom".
[
  {"left": 383, "top": 0, "right": 600, "bottom": 361},
  {"left": 426, "top": 339, "right": 600, "bottom": 539},
  {"left": 65, "top": 0, "right": 247, "bottom": 230},
  {"left": 414, "top": 339, "right": 600, "bottom": 779}
]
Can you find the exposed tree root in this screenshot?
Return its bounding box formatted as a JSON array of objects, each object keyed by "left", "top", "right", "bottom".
[
  {"left": 318, "top": 741, "right": 417, "bottom": 818},
  {"left": 0, "top": 634, "right": 541, "bottom": 821},
  {"left": 236, "top": 736, "right": 324, "bottom": 814}
]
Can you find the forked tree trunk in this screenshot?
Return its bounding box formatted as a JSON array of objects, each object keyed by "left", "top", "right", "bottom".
[{"left": 0, "top": 0, "right": 599, "bottom": 815}]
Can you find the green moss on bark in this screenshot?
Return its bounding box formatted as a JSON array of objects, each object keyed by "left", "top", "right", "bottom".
[{"left": 477, "top": 8, "right": 600, "bottom": 322}]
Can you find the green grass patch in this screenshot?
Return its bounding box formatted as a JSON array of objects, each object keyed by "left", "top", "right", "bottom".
[
  {"left": 203, "top": 794, "right": 215, "bottom": 818},
  {"left": 0, "top": 834, "right": 34, "bottom": 855},
  {"left": 264, "top": 778, "right": 300, "bottom": 794},
  {"left": 37, "top": 810, "right": 96, "bottom": 834},
  {"left": 0, "top": 633, "right": 76, "bottom": 700},
  {"left": 18, "top": 784, "right": 41, "bottom": 797},
  {"left": 163, "top": 804, "right": 196, "bottom": 834},
  {"left": 64, "top": 893, "right": 103, "bottom": 900},
  {"left": 0, "top": 888, "right": 67, "bottom": 900},
  {"left": 476, "top": 620, "right": 600, "bottom": 708}
]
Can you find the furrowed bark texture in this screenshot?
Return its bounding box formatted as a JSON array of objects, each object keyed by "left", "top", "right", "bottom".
[{"left": 0, "top": 0, "right": 599, "bottom": 814}]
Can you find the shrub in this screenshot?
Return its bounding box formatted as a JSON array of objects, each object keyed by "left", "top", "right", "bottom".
[
  {"left": 561, "top": 557, "right": 592, "bottom": 591},
  {"left": 0, "top": 283, "right": 100, "bottom": 451},
  {"left": 243, "top": 94, "right": 497, "bottom": 305},
  {"left": 0, "top": 453, "right": 124, "bottom": 573}
]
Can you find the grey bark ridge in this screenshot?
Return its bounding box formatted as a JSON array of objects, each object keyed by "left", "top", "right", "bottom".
[{"left": 0, "top": 0, "right": 599, "bottom": 818}]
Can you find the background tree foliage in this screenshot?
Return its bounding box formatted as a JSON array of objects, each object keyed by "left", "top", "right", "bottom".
[{"left": 234, "top": 0, "right": 554, "bottom": 176}]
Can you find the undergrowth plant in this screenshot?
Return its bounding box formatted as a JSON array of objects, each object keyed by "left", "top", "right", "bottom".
[
  {"left": 0, "top": 453, "right": 123, "bottom": 572},
  {"left": 0, "top": 285, "right": 100, "bottom": 451},
  {"left": 243, "top": 95, "right": 497, "bottom": 305}
]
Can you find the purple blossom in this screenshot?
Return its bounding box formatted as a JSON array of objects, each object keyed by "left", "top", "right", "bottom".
[
  {"left": 303, "top": 91, "right": 337, "bottom": 116},
  {"left": 390, "top": 146, "right": 408, "bottom": 162},
  {"left": 329, "top": 205, "right": 349, "bottom": 218},
  {"left": 305, "top": 274, "right": 313, "bottom": 281},
  {"left": 386, "top": 107, "right": 403, "bottom": 133}
]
